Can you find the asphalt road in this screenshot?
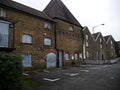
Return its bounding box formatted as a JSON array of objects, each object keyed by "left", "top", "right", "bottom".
[{"left": 31, "top": 60, "right": 120, "bottom": 90}]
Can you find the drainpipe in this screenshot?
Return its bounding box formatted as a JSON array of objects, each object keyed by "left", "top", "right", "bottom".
[{"left": 53, "top": 22, "right": 59, "bottom": 68}]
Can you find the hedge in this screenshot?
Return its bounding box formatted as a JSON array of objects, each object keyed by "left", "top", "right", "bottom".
[{"left": 0, "top": 52, "right": 23, "bottom": 90}]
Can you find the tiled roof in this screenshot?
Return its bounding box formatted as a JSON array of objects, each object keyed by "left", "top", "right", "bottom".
[
  {"left": 0, "top": 0, "right": 54, "bottom": 22},
  {"left": 43, "top": 0, "right": 82, "bottom": 27}
]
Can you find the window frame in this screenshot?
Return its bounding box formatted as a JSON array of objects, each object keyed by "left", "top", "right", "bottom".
[{"left": 86, "top": 51, "right": 89, "bottom": 58}]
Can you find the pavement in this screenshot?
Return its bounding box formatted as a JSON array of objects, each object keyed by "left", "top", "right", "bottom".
[{"left": 24, "top": 58, "right": 120, "bottom": 90}]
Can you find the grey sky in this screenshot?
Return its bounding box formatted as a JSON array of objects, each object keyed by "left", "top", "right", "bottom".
[{"left": 13, "top": 0, "right": 120, "bottom": 41}]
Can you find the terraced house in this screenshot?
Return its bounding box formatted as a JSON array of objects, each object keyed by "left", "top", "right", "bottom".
[
  {"left": 83, "top": 26, "right": 94, "bottom": 60},
  {"left": 104, "top": 35, "right": 116, "bottom": 60}
]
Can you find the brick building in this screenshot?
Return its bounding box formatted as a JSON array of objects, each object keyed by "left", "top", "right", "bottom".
[
  {"left": 83, "top": 26, "right": 93, "bottom": 60},
  {"left": 43, "top": 0, "right": 83, "bottom": 66},
  {"left": 0, "top": 0, "right": 118, "bottom": 70},
  {"left": 92, "top": 32, "right": 106, "bottom": 60},
  {"left": 104, "top": 35, "right": 116, "bottom": 59},
  {"left": 0, "top": 0, "right": 83, "bottom": 70},
  {"left": 0, "top": 0, "right": 57, "bottom": 70}
]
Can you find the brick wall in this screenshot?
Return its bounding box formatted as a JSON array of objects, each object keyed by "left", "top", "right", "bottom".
[{"left": 5, "top": 8, "right": 56, "bottom": 69}]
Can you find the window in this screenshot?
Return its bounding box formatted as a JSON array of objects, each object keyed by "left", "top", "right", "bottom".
[
  {"left": 69, "top": 26, "right": 74, "bottom": 32},
  {"left": 44, "top": 22, "right": 51, "bottom": 29},
  {"left": 85, "top": 34, "right": 88, "bottom": 40},
  {"left": 44, "top": 38, "right": 52, "bottom": 46},
  {"left": 0, "top": 20, "right": 9, "bottom": 47},
  {"left": 22, "top": 34, "right": 32, "bottom": 44},
  {"left": 0, "top": 8, "right": 6, "bottom": 18},
  {"left": 111, "top": 41, "right": 113, "bottom": 44},
  {"left": 64, "top": 53, "right": 70, "bottom": 60},
  {"left": 100, "top": 38, "right": 102, "bottom": 48},
  {"left": 22, "top": 54, "right": 32, "bottom": 67},
  {"left": 100, "top": 38, "right": 102, "bottom": 43},
  {"left": 74, "top": 53, "right": 78, "bottom": 60},
  {"left": 100, "top": 44, "right": 103, "bottom": 48},
  {"left": 86, "top": 42, "right": 89, "bottom": 47},
  {"left": 79, "top": 53, "right": 82, "bottom": 59},
  {"left": 86, "top": 51, "right": 89, "bottom": 58},
  {"left": 111, "top": 41, "right": 113, "bottom": 49}
]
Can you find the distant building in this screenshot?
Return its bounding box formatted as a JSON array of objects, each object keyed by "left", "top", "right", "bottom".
[
  {"left": 83, "top": 26, "right": 94, "bottom": 60},
  {"left": 104, "top": 35, "right": 116, "bottom": 59},
  {"left": 116, "top": 41, "right": 120, "bottom": 57},
  {"left": 92, "top": 32, "right": 106, "bottom": 60}
]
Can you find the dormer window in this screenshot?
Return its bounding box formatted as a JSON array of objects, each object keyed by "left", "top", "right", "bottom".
[
  {"left": 44, "top": 22, "right": 51, "bottom": 29},
  {"left": 69, "top": 26, "right": 74, "bottom": 32},
  {"left": 0, "top": 8, "right": 6, "bottom": 18}
]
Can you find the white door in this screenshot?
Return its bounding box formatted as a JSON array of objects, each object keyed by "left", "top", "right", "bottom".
[{"left": 47, "top": 53, "right": 56, "bottom": 68}]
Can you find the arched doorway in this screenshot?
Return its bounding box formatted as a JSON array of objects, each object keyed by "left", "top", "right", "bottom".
[{"left": 47, "top": 53, "right": 56, "bottom": 68}]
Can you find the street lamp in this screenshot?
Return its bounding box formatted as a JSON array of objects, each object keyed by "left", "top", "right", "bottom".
[
  {"left": 92, "top": 24, "right": 105, "bottom": 34},
  {"left": 92, "top": 23, "right": 105, "bottom": 60}
]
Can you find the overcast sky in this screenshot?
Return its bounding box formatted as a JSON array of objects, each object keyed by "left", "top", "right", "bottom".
[{"left": 13, "top": 0, "right": 120, "bottom": 41}]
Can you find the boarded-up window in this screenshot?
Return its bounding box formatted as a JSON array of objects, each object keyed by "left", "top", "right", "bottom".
[
  {"left": 44, "top": 38, "right": 52, "bottom": 46},
  {"left": 44, "top": 22, "right": 51, "bottom": 29},
  {"left": 86, "top": 51, "right": 89, "bottom": 58},
  {"left": 64, "top": 53, "right": 70, "bottom": 60},
  {"left": 69, "top": 26, "right": 74, "bottom": 32},
  {"left": 22, "top": 34, "right": 32, "bottom": 44},
  {"left": 0, "top": 21, "right": 9, "bottom": 47},
  {"left": 74, "top": 53, "right": 78, "bottom": 60},
  {"left": 22, "top": 54, "right": 32, "bottom": 67},
  {"left": 0, "top": 8, "right": 6, "bottom": 18}
]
